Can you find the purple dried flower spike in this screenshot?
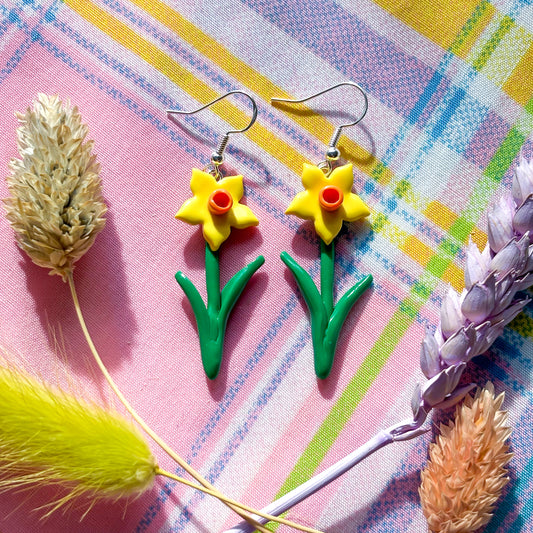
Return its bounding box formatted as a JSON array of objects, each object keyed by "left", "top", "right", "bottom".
[
  {"left": 226, "top": 157, "right": 533, "bottom": 533},
  {"left": 415, "top": 156, "right": 533, "bottom": 417}
]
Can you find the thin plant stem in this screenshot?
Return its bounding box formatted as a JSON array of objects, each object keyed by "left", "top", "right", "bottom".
[
  {"left": 320, "top": 239, "right": 334, "bottom": 316},
  {"left": 206, "top": 243, "right": 221, "bottom": 322},
  {"left": 224, "top": 417, "right": 426, "bottom": 533},
  {"left": 66, "top": 271, "right": 265, "bottom": 531},
  {"left": 157, "top": 468, "right": 323, "bottom": 533}
]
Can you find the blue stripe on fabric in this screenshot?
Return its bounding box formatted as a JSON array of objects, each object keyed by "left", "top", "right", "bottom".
[
  {"left": 494, "top": 335, "right": 533, "bottom": 373},
  {"left": 0, "top": 0, "right": 56, "bottom": 83},
  {"left": 167, "top": 328, "right": 310, "bottom": 532},
  {"left": 484, "top": 458, "right": 533, "bottom": 533},
  {"left": 407, "top": 71, "right": 444, "bottom": 125},
  {"left": 135, "top": 296, "right": 304, "bottom": 531},
  {"left": 429, "top": 86, "right": 465, "bottom": 140}
]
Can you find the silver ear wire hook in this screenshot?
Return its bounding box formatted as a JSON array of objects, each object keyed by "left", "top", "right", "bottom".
[
  {"left": 272, "top": 82, "right": 368, "bottom": 171},
  {"left": 167, "top": 90, "right": 258, "bottom": 178}
]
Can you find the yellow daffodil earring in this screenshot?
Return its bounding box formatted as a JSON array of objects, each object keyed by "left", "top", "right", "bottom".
[
  {"left": 167, "top": 92, "right": 264, "bottom": 379},
  {"left": 272, "top": 82, "right": 372, "bottom": 379}
]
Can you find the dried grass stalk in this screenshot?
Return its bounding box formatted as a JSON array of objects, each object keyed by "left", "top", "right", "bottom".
[
  {"left": 419, "top": 383, "right": 512, "bottom": 533},
  {"left": 4, "top": 94, "right": 107, "bottom": 280},
  {"left": 0, "top": 362, "right": 156, "bottom": 516}
]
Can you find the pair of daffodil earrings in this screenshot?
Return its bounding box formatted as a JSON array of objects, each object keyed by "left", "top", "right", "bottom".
[{"left": 168, "top": 82, "right": 372, "bottom": 380}]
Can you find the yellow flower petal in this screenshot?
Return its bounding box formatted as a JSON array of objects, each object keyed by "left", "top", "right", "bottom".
[
  {"left": 314, "top": 211, "right": 343, "bottom": 245},
  {"left": 328, "top": 163, "right": 354, "bottom": 192},
  {"left": 176, "top": 169, "right": 258, "bottom": 250},
  {"left": 202, "top": 217, "right": 231, "bottom": 251},
  {"left": 285, "top": 163, "right": 369, "bottom": 243},
  {"left": 342, "top": 192, "right": 370, "bottom": 221},
  {"left": 189, "top": 168, "right": 217, "bottom": 196},
  {"left": 302, "top": 163, "right": 326, "bottom": 190},
  {"left": 219, "top": 175, "right": 244, "bottom": 201},
  {"left": 176, "top": 197, "right": 204, "bottom": 225},
  {"left": 228, "top": 203, "right": 259, "bottom": 229},
  {"left": 285, "top": 191, "right": 316, "bottom": 219}
]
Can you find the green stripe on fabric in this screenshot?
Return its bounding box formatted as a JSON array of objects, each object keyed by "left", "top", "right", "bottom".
[
  {"left": 274, "top": 309, "right": 415, "bottom": 498},
  {"left": 449, "top": 0, "right": 492, "bottom": 56},
  {"left": 472, "top": 15, "right": 514, "bottom": 71},
  {"left": 484, "top": 127, "right": 527, "bottom": 181},
  {"left": 526, "top": 96, "right": 533, "bottom": 115}
]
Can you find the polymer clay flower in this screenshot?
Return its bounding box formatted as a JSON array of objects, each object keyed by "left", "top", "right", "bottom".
[
  {"left": 176, "top": 169, "right": 259, "bottom": 251},
  {"left": 286, "top": 163, "right": 370, "bottom": 244}
]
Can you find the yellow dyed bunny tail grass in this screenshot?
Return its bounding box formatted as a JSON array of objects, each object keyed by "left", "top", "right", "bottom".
[{"left": 0, "top": 363, "right": 156, "bottom": 513}]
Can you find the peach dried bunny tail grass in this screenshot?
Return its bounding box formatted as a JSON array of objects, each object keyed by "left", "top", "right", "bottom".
[{"left": 419, "top": 383, "right": 512, "bottom": 533}]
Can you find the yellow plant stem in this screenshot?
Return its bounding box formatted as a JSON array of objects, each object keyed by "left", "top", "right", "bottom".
[
  {"left": 66, "top": 272, "right": 269, "bottom": 533},
  {"left": 157, "top": 468, "right": 322, "bottom": 533}
]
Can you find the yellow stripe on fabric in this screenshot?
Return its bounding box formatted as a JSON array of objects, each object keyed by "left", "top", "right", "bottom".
[
  {"left": 127, "top": 0, "right": 379, "bottom": 177},
  {"left": 63, "top": 0, "right": 308, "bottom": 174},
  {"left": 424, "top": 200, "right": 459, "bottom": 230},
  {"left": 373, "top": 0, "right": 481, "bottom": 50},
  {"left": 401, "top": 236, "right": 465, "bottom": 291},
  {"left": 470, "top": 227, "right": 488, "bottom": 250},
  {"left": 401, "top": 236, "right": 434, "bottom": 267},
  {"left": 504, "top": 42, "right": 533, "bottom": 106},
  {"left": 374, "top": 218, "right": 465, "bottom": 293}
]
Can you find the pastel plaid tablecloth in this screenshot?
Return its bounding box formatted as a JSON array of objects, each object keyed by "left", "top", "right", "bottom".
[{"left": 0, "top": 0, "right": 532, "bottom": 532}]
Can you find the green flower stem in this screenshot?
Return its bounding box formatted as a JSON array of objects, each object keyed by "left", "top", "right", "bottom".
[
  {"left": 281, "top": 238, "right": 372, "bottom": 379},
  {"left": 320, "top": 240, "right": 335, "bottom": 316},
  {"left": 206, "top": 245, "right": 221, "bottom": 339},
  {"left": 176, "top": 243, "right": 264, "bottom": 379}
]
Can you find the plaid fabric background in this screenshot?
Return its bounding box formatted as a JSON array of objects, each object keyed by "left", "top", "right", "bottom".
[{"left": 0, "top": 0, "right": 532, "bottom": 531}]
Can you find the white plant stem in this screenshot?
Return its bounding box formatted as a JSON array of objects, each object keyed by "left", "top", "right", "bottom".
[{"left": 224, "top": 418, "right": 425, "bottom": 533}]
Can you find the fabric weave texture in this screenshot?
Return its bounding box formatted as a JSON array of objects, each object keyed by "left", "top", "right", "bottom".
[{"left": 0, "top": 0, "right": 531, "bottom": 531}]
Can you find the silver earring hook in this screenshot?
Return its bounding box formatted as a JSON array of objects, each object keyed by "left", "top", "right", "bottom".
[
  {"left": 272, "top": 81, "right": 368, "bottom": 165},
  {"left": 167, "top": 90, "right": 258, "bottom": 176}
]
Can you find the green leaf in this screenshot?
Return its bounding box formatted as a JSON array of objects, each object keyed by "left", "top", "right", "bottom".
[
  {"left": 281, "top": 250, "right": 329, "bottom": 374},
  {"left": 219, "top": 255, "right": 265, "bottom": 327},
  {"left": 175, "top": 271, "right": 209, "bottom": 334},
  {"left": 281, "top": 252, "right": 326, "bottom": 322},
  {"left": 324, "top": 274, "right": 373, "bottom": 351}
]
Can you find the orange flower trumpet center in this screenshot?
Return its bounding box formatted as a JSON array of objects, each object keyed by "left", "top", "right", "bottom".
[
  {"left": 319, "top": 186, "right": 344, "bottom": 212},
  {"left": 208, "top": 189, "right": 233, "bottom": 215}
]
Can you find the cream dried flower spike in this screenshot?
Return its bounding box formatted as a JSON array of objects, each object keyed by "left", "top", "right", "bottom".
[
  {"left": 5, "top": 94, "right": 106, "bottom": 279},
  {"left": 3, "top": 94, "right": 318, "bottom": 533}
]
